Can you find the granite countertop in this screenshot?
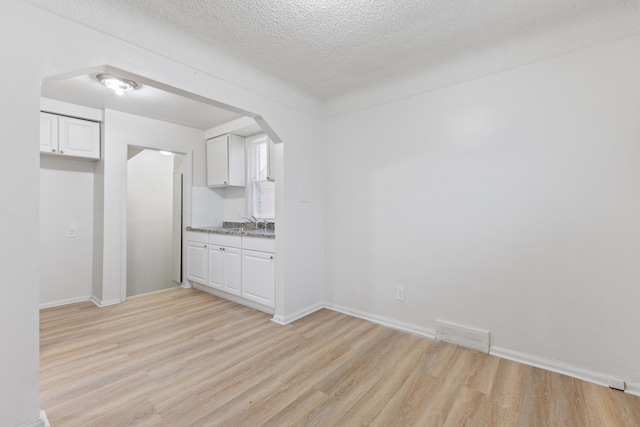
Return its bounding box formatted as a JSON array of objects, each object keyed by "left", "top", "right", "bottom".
[{"left": 186, "top": 226, "right": 275, "bottom": 239}]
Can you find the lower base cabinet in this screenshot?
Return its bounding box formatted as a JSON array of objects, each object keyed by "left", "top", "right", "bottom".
[
  {"left": 241, "top": 249, "right": 275, "bottom": 307},
  {"left": 186, "top": 237, "right": 207, "bottom": 284},
  {"left": 208, "top": 245, "right": 242, "bottom": 295},
  {"left": 186, "top": 231, "right": 275, "bottom": 309}
]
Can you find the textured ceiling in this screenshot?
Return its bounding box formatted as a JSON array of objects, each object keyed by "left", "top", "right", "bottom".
[{"left": 22, "top": 0, "right": 640, "bottom": 101}]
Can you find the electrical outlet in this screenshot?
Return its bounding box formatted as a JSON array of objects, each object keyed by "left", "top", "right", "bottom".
[
  {"left": 67, "top": 227, "right": 77, "bottom": 238},
  {"left": 608, "top": 377, "right": 625, "bottom": 391},
  {"left": 396, "top": 286, "right": 405, "bottom": 302}
]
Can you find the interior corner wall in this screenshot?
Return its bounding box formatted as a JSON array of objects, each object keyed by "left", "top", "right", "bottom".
[
  {"left": 323, "top": 34, "right": 640, "bottom": 385},
  {"left": 0, "top": 2, "right": 44, "bottom": 425}
]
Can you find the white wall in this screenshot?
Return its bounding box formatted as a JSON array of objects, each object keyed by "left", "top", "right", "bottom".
[
  {"left": 324, "top": 34, "right": 640, "bottom": 389},
  {"left": 127, "top": 150, "right": 175, "bottom": 296},
  {"left": 0, "top": 3, "right": 42, "bottom": 424},
  {"left": 1, "top": 1, "right": 320, "bottom": 424},
  {"left": 220, "top": 186, "right": 248, "bottom": 223},
  {"left": 39, "top": 157, "right": 94, "bottom": 306},
  {"left": 97, "top": 110, "right": 206, "bottom": 304},
  {"left": 191, "top": 186, "right": 224, "bottom": 227}
]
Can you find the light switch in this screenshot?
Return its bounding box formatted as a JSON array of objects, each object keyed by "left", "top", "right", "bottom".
[{"left": 67, "top": 227, "right": 77, "bottom": 238}]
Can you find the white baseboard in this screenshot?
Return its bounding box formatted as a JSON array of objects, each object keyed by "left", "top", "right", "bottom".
[
  {"left": 625, "top": 381, "right": 640, "bottom": 397},
  {"left": 20, "top": 410, "right": 49, "bottom": 427},
  {"left": 321, "top": 303, "right": 639, "bottom": 397},
  {"left": 40, "top": 410, "right": 50, "bottom": 427},
  {"left": 271, "top": 302, "right": 325, "bottom": 325},
  {"left": 90, "top": 296, "right": 121, "bottom": 308},
  {"left": 39, "top": 296, "right": 91, "bottom": 309},
  {"left": 324, "top": 303, "right": 437, "bottom": 340},
  {"left": 491, "top": 346, "right": 640, "bottom": 397}
]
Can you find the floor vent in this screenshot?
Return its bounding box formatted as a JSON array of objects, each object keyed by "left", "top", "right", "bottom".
[{"left": 435, "top": 319, "right": 490, "bottom": 353}]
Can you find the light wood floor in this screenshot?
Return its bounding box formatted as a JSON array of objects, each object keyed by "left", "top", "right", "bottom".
[{"left": 40, "top": 287, "right": 640, "bottom": 426}]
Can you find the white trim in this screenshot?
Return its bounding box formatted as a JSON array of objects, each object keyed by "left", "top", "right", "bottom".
[
  {"left": 626, "top": 381, "right": 640, "bottom": 397},
  {"left": 320, "top": 304, "right": 640, "bottom": 396},
  {"left": 90, "top": 296, "right": 121, "bottom": 308},
  {"left": 39, "top": 296, "right": 91, "bottom": 309},
  {"left": 120, "top": 141, "right": 128, "bottom": 302},
  {"left": 19, "top": 410, "right": 49, "bottom": 427},
  {"left": 181, "top": 152, "right": 193, "bottom": 288},
  {"left": 324, "top": 303, "right": 437, "bottom": 340},
  {"left": 122, "top": 146, "right": 194, "bottom": 299},
  {"left": 40, "top": 97, "right": 103, "bottom": 122},
  {"left": 271, "top": 302, "right": 324, "bottom": 325},
  {"left": 491, "top": 346, "right": 640, "bottom": 397}
]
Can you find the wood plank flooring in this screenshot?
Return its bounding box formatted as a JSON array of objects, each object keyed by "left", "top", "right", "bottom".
[{"left": 40, "top": 287, "right": 640, "bottom": 426}]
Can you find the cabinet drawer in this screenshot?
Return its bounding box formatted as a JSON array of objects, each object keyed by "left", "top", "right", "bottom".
[
  {"left": 209, "top": 233, "right": 241, "bottom": 248},
  {"left": 242, "top": 237, "right": 275, "bottom": 253},
  {"left": 186, "top": 231, "right": 208, "bottom": 244}
]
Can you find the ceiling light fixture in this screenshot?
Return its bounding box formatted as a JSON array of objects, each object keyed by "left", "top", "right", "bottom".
[{"left": 96, "top": 73, "right": 139, "bottom": 95}]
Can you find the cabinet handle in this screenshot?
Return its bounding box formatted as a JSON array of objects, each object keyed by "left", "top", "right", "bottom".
[
  {"left": 220, "top": 247, "right": 225, "bottom": 251},
  {"left": 224, "top": 181, "right": 228, "bottom": 184},
  {"left": 204, "top": 245, "right": 207, "bottom": 248},
  {"left": 270, "top": 256, "right": 274, "bottom": 259},
  {"left": 51, "top": 148, "right": 56, "bottom": 152}
]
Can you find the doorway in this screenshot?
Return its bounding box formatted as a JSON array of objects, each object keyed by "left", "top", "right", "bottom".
[{"left": 126, "top": 147, "right": 184, "bottom": 297}]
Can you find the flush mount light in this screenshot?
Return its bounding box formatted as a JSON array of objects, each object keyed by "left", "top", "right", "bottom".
[{"left": 96, "top": 73, "right": 140, "bottom": 95}]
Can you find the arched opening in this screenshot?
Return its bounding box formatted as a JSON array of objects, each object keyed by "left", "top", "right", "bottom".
[{"left": 38, "top": 65, "right": 283, "bottom": 310}]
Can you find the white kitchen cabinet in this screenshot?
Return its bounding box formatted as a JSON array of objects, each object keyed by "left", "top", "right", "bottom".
[
  {"left": 40, "top": 112, "right": 58, "bottom": 153},
  {"left": 241, "top": 236, "right": 275, "bottom": 308},
  {"left": 186, "top": 241, "right": 208, "bottom": 284},
  {"left": 208, "top": 237, "right": 242, "bottom": 296},
  {"left": 207, "top": 246, "right": 223, "bottom": 290},
  {"left": 206, "top": 134, "right": 245, "bottom": 187},
  {"left": 224, "top": 247, "right": 242, "bottom": 295},
  {"left": 241, "top": 249, "right": 275, "bottom": 308},
  {"left": 187, "top": 230, "right": 275, "bottom": 311},
  {"left": 40, "top": 112, "right": 100, "bottom": 160}
]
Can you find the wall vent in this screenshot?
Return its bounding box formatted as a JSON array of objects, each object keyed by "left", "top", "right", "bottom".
[{"left": 435, "top": 319, "right": 490, "bottom": 353}]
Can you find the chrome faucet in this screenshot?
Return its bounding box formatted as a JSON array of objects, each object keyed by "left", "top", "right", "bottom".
[{"left": 240, "top": 215, "right": 258, "bottom": 229}]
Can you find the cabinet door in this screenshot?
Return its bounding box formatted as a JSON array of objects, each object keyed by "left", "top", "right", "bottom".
[
  {"left": 40, "top": 112, "right": 58, "bottom": 154},
  {"left": 241, "top": 250, "right": 275, "bottom": 308},
  {"left": 207, "top": 246, "right": 224, "bottom": 290},
  {"left": 58, "top": 116, "right": 100, "bottom": 159},
  {"left": 206, "top": 135, "right": 229, "bottom": 186},
  {"left": 223, "top": 247, "right": 242, "bottom": 296},
  {"left": 186, "top": 241, "right": 207, "bottom": 284}
]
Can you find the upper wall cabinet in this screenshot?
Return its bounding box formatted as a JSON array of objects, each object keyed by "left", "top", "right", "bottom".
[
  {"left": 207, "top": 133, "right": 245, "bottom": 187},
  {"left": 40, "top": 112, "right": 100, "bottom": 160}
]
